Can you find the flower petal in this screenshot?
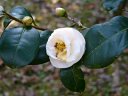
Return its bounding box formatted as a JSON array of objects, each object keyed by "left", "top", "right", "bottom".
[
  {"left": 46, "top": 27, "right": 86, "bottom": 68},
  {"left": 49, "top": 57, "right": 74, "bottom": 68}
]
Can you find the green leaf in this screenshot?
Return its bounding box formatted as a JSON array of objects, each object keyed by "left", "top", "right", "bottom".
[
  {"left": 82, "top": 16, "right": 128, "bottom": 68},
  {"left": 3, "top": 6, "right": 35, "bottom": 29},
  {"left": 10, "top": 6, "right": 33, "bottom": 19},
  {"left": 30, "top": 30, "right": 52, "bottom": 65},
  {"left": 103, "top": 0, "right": 127, "bottom": 14},
  {"left": 0, "top": 27, "right": 40, "bottom": 68},
  {"left": 60, "top": 66, "right": 85, "bottom": 92}
]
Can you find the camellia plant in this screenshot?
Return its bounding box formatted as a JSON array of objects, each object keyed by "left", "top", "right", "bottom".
[{"left": 0, "top": 0, "right": 128, "bottom": 92}]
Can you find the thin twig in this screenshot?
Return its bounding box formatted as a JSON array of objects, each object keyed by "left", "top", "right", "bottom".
[
  {"left": 3, "top": 11, "right": 23, "bottom": 23},
  {"left": 3, "top": 11, "right": 47, "bottom": 31},
  {"left": 67, "top": 16, "right": 87, "bottom": 29}
]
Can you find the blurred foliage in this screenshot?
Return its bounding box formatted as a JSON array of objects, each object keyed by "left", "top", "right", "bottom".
[{"left": 0, "top": 0, "right": 128, "bottom": 96}]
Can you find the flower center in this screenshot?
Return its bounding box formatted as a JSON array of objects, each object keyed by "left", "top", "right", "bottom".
[{"left": 54, "top": 40, "right": 67, "bottom": 61}]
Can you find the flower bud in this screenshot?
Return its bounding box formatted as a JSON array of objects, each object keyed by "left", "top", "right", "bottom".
[
  {"left": 22, "top": 16, "right": 33, "bottom": 26},
  {"left": 55, "top": 7, "right": 67, "bottom": 17},
  {"left": 0, "top": 6, "right": 4, "bottom": 17}
]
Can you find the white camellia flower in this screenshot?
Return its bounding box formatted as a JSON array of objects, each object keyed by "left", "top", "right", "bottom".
[{"left": 46, "top": 27, "right": 86, "bottom": 68}]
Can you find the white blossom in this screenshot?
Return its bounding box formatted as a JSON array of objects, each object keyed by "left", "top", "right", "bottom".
[{"left": 46, "top": 28, "right": 86, "bottom": 68}]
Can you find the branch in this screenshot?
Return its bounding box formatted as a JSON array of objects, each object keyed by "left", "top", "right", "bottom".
[
  {"left": 3, "top": 11, "right": 47, "bottom": 31},
  {"left": 67, "top": 16, "right": 87, "bottom": 29}
]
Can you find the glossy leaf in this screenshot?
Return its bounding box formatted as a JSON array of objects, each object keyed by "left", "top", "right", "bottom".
[
  {"left": 10, "top": 6, "right": 33, "bottom": 19},
  {"left": 0, "top": 27, "right": 40, "bottom": 68},
  {"left": 3, "top": 6, "right": 35, "bottom": 29},
  {"left": 60, "top": 66, "right": 85, "bottom": 92},
  {"left": 103, "top": 0, "right": 127, "bottom": 14},
  {"left": 82, "top": 16, "right": 128, "bottom": 68},
  {"left": 30, "top": 30, "right": 52, "bottom": 65}
]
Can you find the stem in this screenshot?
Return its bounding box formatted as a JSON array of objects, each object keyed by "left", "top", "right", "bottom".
[
  {"left": 67, "top": 16, "right": 87, "bottom": 29},
  {"left": 3, "top": 11, "right": 47, "bottom": 31},
  {"left": 32, "top": 25, "right": 47, "bottom": 30},
  {"left": 3, "top": 11, "right": 23, "bottom": 23}
]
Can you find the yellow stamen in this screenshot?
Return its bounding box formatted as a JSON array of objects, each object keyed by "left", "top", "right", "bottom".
[{"left": 54, "top": 40, "right": 67, "bottom": 61}]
